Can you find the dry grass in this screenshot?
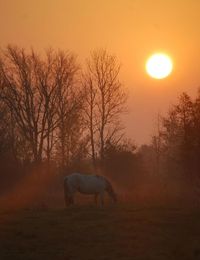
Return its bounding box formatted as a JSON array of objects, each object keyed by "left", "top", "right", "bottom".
[{"left": 1, "top": 204, "right": 200, "bottom": 260}]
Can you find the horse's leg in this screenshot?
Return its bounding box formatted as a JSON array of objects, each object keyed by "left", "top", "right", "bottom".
[
  {"left": 99, "top": 192, "right": 104, "bottom": 207},
  {"left": 65, "top": 192, "right": 74, "bottom": 206},
  {"left": 71, "top": 196, "right": 74, "bottom": 204},
  {"left": 94, "top": 194, "right": 98, "bottom": 205},
  {"left": 65, "top": 196, "right": 69, "bottom": 207},
  {"left": 64, "top": 192, "right": 71, "bottom": 207},
  {"left": 69, "top": 194, "right": 74, "bottom": 205}
]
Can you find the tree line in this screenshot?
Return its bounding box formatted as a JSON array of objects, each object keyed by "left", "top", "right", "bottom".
[{"left": 148, "top": 91, "right": 200, "bottom": 186}]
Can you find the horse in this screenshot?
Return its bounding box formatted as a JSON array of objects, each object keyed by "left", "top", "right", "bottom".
[{"left": 63, "top": 173, "right": 117, "bottom": 207}]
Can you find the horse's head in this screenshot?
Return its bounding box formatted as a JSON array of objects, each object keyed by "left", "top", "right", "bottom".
[
  {"left": 111, "top": 191, "right": 118, "bottom": 203},
  {"left": 105, "top": 179, "right": 118, "bottom": 203}
]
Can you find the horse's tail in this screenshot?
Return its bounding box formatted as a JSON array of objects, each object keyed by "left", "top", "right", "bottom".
[{"left": 105, "top": 178, "right": 117, "bottom": 202}]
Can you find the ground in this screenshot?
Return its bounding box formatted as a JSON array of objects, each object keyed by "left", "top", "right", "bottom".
[{"left": 0, "top": 204, "right": 200, "bottom": 260}]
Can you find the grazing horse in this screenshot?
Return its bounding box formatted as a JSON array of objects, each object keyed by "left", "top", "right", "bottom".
[{"left": 64, "top": 173, "right": 117, "bottom": 207}]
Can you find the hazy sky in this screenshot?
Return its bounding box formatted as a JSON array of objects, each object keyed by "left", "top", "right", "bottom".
[{"left": 1, "top": 0, "right": 200, "bottom": 145}]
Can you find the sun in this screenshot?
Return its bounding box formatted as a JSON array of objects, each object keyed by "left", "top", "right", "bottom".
[{"left": 146, "top": 53, "right": 173, "bottom": 79}]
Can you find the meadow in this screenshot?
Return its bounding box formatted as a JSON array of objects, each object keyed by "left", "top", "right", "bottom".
[{"left": 1, "top": 203, "right": 200, "bottom": 260}]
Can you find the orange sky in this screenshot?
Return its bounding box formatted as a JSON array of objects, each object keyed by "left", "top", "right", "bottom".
[{"left": 1, "top": 0, "right": 200, "bottom": 145}]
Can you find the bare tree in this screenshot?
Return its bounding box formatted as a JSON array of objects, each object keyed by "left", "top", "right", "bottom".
[
  {"left": 83, "top": 49, "right": 127, "bottom": 165},
  {"left": 0, "top": 46, "right": 41, "bottom": 162},
  {"left": 53, "top": 51, "right": 85, "bottom": 171},
  {"left": 82, "top": 73, "right": 97, "bottom": 167},
  {"left": 151, "top": 114, "right": 164, "bottom": 175},
  {"left": 0, "top": 99, "right": 12, "bottom": 157},
  {"left": 0, "top": 46, "right": 80, "bottom": 164},
  {"left": 31, "top": 49, "right": 61, "bottom": 163}
]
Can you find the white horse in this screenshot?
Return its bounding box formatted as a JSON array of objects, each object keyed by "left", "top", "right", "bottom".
[{"left": 64, "top": 173, "right": 117, "bottom": 207}]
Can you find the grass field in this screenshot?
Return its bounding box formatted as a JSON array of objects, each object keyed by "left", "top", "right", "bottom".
[{"left": 1, "top": 204, "right": 200, "bottom": 260}]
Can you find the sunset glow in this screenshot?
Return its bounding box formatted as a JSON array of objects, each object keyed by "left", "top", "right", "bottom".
[
  {"left": 146, "top": 53, "right": 173, "bottom": 79},
  {"left": 1, "top": 1, "right": 200, "bottom": 259}
]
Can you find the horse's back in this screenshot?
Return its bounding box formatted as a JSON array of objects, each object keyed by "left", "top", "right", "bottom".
[{"left": 64, "top": 173, "right": 106, "bottom": 194}]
